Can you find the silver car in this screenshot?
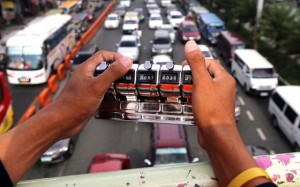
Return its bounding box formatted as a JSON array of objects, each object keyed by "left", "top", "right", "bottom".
[
  {"left": 151, "top": 30, "right": 173, "bottom": 57},
  {"left": 159, "top": 24, "right": 176, "bottom": 44},
  {"left": 116, "top": 35, "right": 141, "bottom": 63},
  {"left": 40, "top": 138, "right": 75, "bottom": 164}
]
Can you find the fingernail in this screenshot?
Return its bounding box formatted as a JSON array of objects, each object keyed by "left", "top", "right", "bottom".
[
  {"left": 120, "top": 57, "right": 132, "bottom": 68},
  {"left": 186, "top": 41, "right": 198, "bottom": 53}
]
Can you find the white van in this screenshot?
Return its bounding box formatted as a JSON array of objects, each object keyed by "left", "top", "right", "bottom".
[
  {"left": 123, "top": 12, "right": 139, "bottom": 34},
  {"left": 231, "top": 49, "right": 278, "bottom": 96},
  {"left": 268, "top": 86, "right": 300, "bottom": 151}
]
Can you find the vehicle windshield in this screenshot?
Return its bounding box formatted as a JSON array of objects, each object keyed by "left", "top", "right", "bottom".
[
  {"left": 107, "top": 16, "right": 117, "bottom": 20},
  {"left": 172, "top": 15, "right": 182, "bottom": 19},
  {"left": 183, "top": 26, "right": 198, "bottom": 33},
  {"left": 124, "top": 20, "right": 137, "bottom": 24},
  {"left": 208, "top": 25, "right": 224, "bottom": 31},
  {"left": 233, "top": 44, "right": 245, "bottom": 50},
  {"left": 7, "top": 47, "right": 43, "bottom": 70},
  {"left": 120, "top": 41, "right": 136, "bottom": 47},
  {"left": 115, "top": 6, "right": 124, "bottom": 11},
  {"left": 74, "top": 54, "right": 91, "bottom": 65},
  {"left": 154, "top": 148, "right": 189, "bottom": 166},
  {"left": 202, "top": 51, "right": 212, "bottom": 58},
  {"left": 252, "top": 68, "right": 275, "bottom": 78},
  {"left": 151, "top": 16, "right": 161, "bottom": 21},
  {"left": 154, "top": 37, "right": 170, "bottom": 44}
]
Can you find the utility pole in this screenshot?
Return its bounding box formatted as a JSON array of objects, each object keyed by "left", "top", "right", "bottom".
[{"left": 253, "top": 0, "right": 264, "bottom": 49}]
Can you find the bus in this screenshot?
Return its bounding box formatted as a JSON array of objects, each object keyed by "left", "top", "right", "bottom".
[
  {"left": 59, "top": 0, "right": 79, "bottom": 14},
  {"left": 0, "top": 72, "right": 14, "bottom": 135},
  {"left": 5, "top": 14, "right": 76, "bottom": 85}
]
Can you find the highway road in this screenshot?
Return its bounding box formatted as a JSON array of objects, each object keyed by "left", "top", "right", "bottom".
[{"left": 20, "top": 0, "right": 293, "bottom": 181}]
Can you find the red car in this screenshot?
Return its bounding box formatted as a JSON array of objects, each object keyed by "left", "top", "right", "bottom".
[
  {"left": 88, "top": 153, "right": 131, "bottom": 173},
  {"left": 178, "top": 20, "right": 201, "bottom": 43}
]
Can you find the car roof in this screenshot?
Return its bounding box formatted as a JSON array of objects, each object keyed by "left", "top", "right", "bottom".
[
  {"left": 275, "top": 86, "right": 300, "bottom": 113},
  {"left": 160, "top": 24, "right": 173, "bottom": 29},
  {"left": 220, "top": 31, "right": 245, "bottom": 45},
  {"left": 150, "top": 13, "right": 161, "bottom": 17},
  {"left": 199, "top": 13, "right": 224, "bottom": 25},
  {"left": 89, "top": 153, "right": 129, "bottom": 173},
  {"left": 170, "top": 11, "right": 182, "bottom": 16},
  {"left": 121, "top": 35, "right": 138, "bottom": 41},
  {"left": 154, "top": 30, "right": 169, "bottom": 38},
  {"left": 234, "top": 49, "right": 274, "bottom": 69},
  {"left": 153, "top": 124, "right": 186, "bottom": 148},
  {"left": 108, "top": 13, "right": 118, "bottom": 17},
  {"left": 152, "top": 54, "right": 172, "bottom": 63}
]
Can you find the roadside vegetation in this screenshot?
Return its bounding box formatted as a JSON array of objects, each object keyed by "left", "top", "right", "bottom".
[{"left": 202, "top": 0, "right": 300, "bottom": 85}]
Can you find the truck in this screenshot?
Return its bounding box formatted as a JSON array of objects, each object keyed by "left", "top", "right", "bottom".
[{"left": 197, "top": 13, "right": 225, "bottom": 44}]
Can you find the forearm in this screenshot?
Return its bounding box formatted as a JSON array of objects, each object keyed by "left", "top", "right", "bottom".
[
  {"left": 0, "top": 101, "right": 73, "bottom": 185},
  {"left": 201, "top": 125, "right": 270, "bottom": 187}
]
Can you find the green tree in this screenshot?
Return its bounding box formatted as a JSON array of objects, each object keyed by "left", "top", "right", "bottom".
[{"left": 260, "top": 4, "right": 296, "bottom": 51}]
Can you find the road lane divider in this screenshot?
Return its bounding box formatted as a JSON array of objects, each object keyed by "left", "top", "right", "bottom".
[
  {"left": 238, "top": 96, "right": 245, "bottom": 106},
  {"left": 256, "top": 128, "right": 267, "bottom": 141},
  {"left": 246, "top": 110, "right": 255, "bottom": 121},
  {"left": 48, "top": 75, "right": 59, "bottom": 94},
  {"left": 15, "top": 2, "right": 116, "bottom": 126}
]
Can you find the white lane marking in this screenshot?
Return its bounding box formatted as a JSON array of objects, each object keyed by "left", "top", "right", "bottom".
[
  {"left": 58, "top": 161, "right": 68, "bottom": 176},
  {"left": 134, "top": 123, "right": 139, "bottom": 132},
  {"left": 270, "top": 150, "right": 276, "bottom": 155},
  {"left": 246, "top": 110, "right": 255, "bottom": 121},
  {"left": 238, "top": 96, "right": 245, "bottom": 106},
  {"left": 256, "top": 128, "right": 267, "bottom": 141}
]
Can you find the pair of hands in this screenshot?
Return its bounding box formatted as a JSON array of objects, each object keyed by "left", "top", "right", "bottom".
[{"left": 56, "top": 41, "right": 236, "bottom": 148}]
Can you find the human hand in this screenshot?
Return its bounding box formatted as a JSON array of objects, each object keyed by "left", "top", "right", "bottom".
[
  {"left": 54, "top": 51, "right": 132, "bottom": 138},
  {"left": 184, "top": 41, "right": 236, "bottom": 149}
]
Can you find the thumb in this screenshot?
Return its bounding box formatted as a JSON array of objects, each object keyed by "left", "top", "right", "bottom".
[
  {"left": 95, "top": 56, "right": 133, "bottom": 91},
  {"left": 184, "top": 41, "right": 211, "bottom": 84}
]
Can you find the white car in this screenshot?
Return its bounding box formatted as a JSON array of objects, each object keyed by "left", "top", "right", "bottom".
[
  {"left": 198, "top": 45, "right": 214, "bottom": 59},
  {"left": 152, "top": 54, "right": 173, "bottom": 65},
  {"left": 120, "top": 0, "right": 131, "bottom": 7},
  {"left": 116, "top": 35, "right": 141, "bottom": 62},
  {"left": 104, "top": 13, "right": 120, "bottom": 29},
  {"left": 122, "top": 19, "right": 139, "bottom": 34},
  {"left": 159, "top": 24, "right": 176, "bottom": 43},
  {"left": 148, "top": 14, "right": 163, "bottom": 29},
  {"left": 160, "top": 0, "right": 172, "bottom": 7},
  {"left": 167, "top": 11, "right": 185, "bottom": 29},
  {"left": 147, "top": 4, "right": 161, "bottom": 15}
]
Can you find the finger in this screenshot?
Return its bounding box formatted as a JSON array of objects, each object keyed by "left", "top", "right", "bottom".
[
  {"left": 205, "top": 59, "right": 227, "bottom": 79},
  {"left": 184, "top": 41, "right": 211, "bottom": 83},
  {"left": 94, "top": 56, "right": 133, "bottom": 91},
  {"left": 80, "top": 50, "right": 123, "bottom": 74}
]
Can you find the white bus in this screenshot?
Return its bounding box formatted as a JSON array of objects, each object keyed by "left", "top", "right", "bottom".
[{"left": 6, "top": 14, "right": 76, "bottom": 84}]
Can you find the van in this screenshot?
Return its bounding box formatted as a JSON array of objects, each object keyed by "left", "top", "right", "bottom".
[
  {"left": 123, "top": 11, "right": 139, "bottom": 34},
  {"left": 231, "top": 49, "right": 278, "bottom": 96},
  {"left": 268, "top": 86, "right": 300, "bottom": 151},
  {"left": 217, "top": 31, "right": 246, "bottom": 65},
  {"left": 144, "top": 123, "right": 195, "bottom": 166},
  {"left": 151, "top": 30, "right": 172, "bottom": 57}
]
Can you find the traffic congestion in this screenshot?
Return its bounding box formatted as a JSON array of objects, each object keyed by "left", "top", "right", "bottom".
[{"left": 0, "top": 0, "right": 299, "bottom": 184}]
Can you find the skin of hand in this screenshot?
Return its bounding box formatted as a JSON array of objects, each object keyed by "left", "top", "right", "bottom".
[
  {"left": 0, "top": 51, "right": 133, "bottom": 184},
  {"left": 184, "top": 41, "right": 271, "bottom": 187}
]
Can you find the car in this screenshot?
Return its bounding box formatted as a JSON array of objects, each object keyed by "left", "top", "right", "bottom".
[
  {"left": 268, "top": 86, "right": 300, "bottom": 151},
  {"left": 113, "top": 5, "right": 126, "bottom": 17},
  {"left": 198, "top": 45, "right": 213, "bottom": 59},
  {"left": 151, "top": 54, "right": 173, "bottom": 65},
  {"left": 116, "top": 35, "right": 141, "bottom": 62},
  {"left": 104, "top": 13, "right": 120, "bottom": 29},
  {"left": 40, "top": 137, "right": 76, "bottom": 164},
  {"left": 72, "top": 12, "right": 89, "bottom": 40},
  {"left": 147, "top": 4, "right": 161, "bottom": 15},
  {"left": 71, "top": 44, "right": 98, "bottom": 72},
  {"left": 148, "top": 14, "right": 163, "bottom": 29},
  {"left": 151, "top": 30, "right": 173, "bottom": 56},
  {"left": 134, "top": 8, "right": 145, "bottom": 23},
  {"left": 83, "top": 8, "right": 95, "bottom": 23},
  {"left": 185, "top": 1, "right": 201, "bottom": 12},
  {"left": 159, "top": 24, "right": 176, "bottom": 44},
  {"left": 160, "top": 0, "right": 172, "bottom": 7},
  {"left": 178, "top": 20, "right": 201, "bottom": 43},
  {"left": 122, "top": 19, "right": 139, "bottom": 34},
  {"left": 167, "top": 11, "right": 185, "bottom": 29},
  {"left": 119, "top": 0, "right": 131, "bottom": 7},
  {"left": 88, "top": 153, "right": 131, "bottom": 173},
  {"left": 165, "top": 4, "right": 177, "bottom": 16},
  {"left": 144, "top": 123, "right": 199, "bottom": 167}
]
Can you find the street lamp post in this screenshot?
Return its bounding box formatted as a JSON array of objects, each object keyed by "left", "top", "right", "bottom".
[{"left": 254, "top": 0, "right": 264, "bottom": 49}]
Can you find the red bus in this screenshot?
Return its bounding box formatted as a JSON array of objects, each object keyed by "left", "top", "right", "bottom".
[{"left": 0, "top": 72, "right": 14, "bottom": 134}]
